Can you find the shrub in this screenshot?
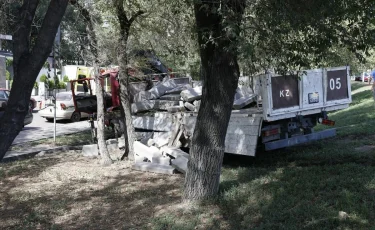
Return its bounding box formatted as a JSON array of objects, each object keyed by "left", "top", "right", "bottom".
[
  {"left": 5, "top": 58, "right": 13, "bottom": 68},
  {"left": 5, "top": 70, "right": 10, "bottom": 80},
  {"left": 58, "top": 82, "right": 66, "bottom": 89},
  {"left": 40, "top": 74, "right": 48, "bottom": 83},
  {"left": 63, "top": 75, "right": 69, "bottom": 82},
  {"left": 48, "top": 80, "right": 55, "bottom": 89}
]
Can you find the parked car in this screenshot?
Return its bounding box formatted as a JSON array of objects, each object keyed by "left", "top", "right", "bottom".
[
  {"left": 0, "top": 98, "right": 33, "bottom": 127},
  {"left": 0, "top": 88, "right": 37, "bottom": 110},
  {"left": 38, "top": 91, "right": 90, "bottom": 122},
  {"left": 355, "top": 72, "right": 370, "bottom": 82}
]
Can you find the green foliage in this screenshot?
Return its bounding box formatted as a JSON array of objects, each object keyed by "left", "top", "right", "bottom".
[
  {"left": 58, "top": 82, "right": 66, "bottom": 89},
  {"left": 5, "top": 70, "right": 10, "bottom": 80},
  {"left": 238, "top": 0, "right": 375, "bottom": 75},
  {"left": 54, "top": 76, "right": 60, "bottom": 86},
  {"left": 48, "top": 80, "right": 55, "bottom": 89},
  {"left": 39, "top": 74, "right": 48, "bottom": 83},
  {"left": 5, "top": 58, "right": 13, "bottom": 68},
  {"left": 63, "top": 75, "right": 69, "bottom": 82},
  {"left": 33, "top": 82, "right": 39, "bottom": 89}
]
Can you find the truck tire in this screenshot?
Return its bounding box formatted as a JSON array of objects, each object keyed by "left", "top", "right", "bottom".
[
  {"left": 46, "top": 118, "right": 53, "bottom": 122},
  {"left": 70, "top": 112, "right": 81, "bottom": 122}
]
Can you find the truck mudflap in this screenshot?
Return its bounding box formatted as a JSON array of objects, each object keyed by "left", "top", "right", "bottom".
[{"left": 264, "top": 128, "right": 336, "bottom": 151}]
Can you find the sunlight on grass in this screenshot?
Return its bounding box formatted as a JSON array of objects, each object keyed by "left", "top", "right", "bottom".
[{"left": 150, "top": 80, "right": 375, "bottom": 229}]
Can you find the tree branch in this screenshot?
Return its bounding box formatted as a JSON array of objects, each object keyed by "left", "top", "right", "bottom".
[
  {"left": 13, "top": 0, "right": 39, "bottom": 63},
  {"left": 129, "top": 10, "right": 145, "bottom": 25},
  {"left": 70, "top": 0, "right": 99, "bottom": 61},
  {"left": 29, "top": 0, "right": 69, "bottom": 74},
  {"left": 114, "top": 0, "right": 130, "bottom": 30}
]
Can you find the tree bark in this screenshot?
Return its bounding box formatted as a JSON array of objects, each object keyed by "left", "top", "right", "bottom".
[
  {"left": 0, "top": 0, "right": 69, "bottom": 160},
  {"left": 114, "top": 0, "right": 144, "bottom": 160},
  {"left": 73, "top": 0, "right": 112, "bottom": 165},
  {"left": 183, "top": 0, "right": 246, "bottom": 201},
  {"left": 95, "top": 68, "right": 113, "bottom": 166}
]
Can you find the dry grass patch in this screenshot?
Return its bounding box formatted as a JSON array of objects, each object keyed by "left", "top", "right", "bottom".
[{"left": 0, "top": 151, "right": 184, "bottom": 229}]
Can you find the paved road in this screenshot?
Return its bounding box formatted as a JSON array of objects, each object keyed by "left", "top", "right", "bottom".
[{"left": 13, "top": 110, "right": 94, "bottom": 145}]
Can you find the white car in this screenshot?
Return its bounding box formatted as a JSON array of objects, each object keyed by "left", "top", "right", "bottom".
[{"left": 38, "top": 91, "right": 91, "bottom": 122}]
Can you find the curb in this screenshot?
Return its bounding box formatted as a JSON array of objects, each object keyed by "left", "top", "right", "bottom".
[{"left": 1, "top": 145, "right": 83, "bottom": 163}]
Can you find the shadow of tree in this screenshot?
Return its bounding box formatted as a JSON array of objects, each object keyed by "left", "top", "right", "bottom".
[
  {"left": 0, "top": 155, "right": 184, "bottom": 229},
  {"left": 216, "top": 162, "right": 375, "bottom": 229}
]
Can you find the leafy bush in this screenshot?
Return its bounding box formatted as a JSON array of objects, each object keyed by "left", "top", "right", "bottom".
[
  {"left": 5, "top": 70, "right": 11, "bottom": 80},
  {"left": 40, "top": 74, "right": 48, "bottom": 83},
  {"left": 63, "top": 75, "right": 69, "bottom": 82},
  {"left": 48, "top": 80, "right": 55, "bottom": 89},
  {"left": 44, "top": 62, "right": 50, "bottom": 69},
  {"left": 5, "top": 58, "right": 13, "bottom": 67},
  {"left": 58, "top": 82, "right": 66, "bottom": 89},
  {"left": 34, "top": 82, "right": 39, "bottom": 89}
]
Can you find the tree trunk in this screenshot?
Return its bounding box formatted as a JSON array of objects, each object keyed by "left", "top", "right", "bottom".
[
  {"left": 73, "top": 0, "right": 112, "bottom": 165},
  {"left": 183, "top": 0, "right": 245, "bottom": 201},
  {"left": 117, "top": 34, "right": 135, "bottom": 160},
  {"left": 118, "top": 71, "right": 135, "bottom": 160},
  {"left": 0, "top": 0, "right": 69, "bottom": 160},
  {"left": 114, "top": 0, "right": 144, "bottom": 160},
  {"left": 95, "top": 68, "right": 113, "bottom": 166}
]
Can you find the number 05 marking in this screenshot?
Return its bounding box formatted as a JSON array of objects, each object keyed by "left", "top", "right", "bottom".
[{"left": 329, "top": 78, "right": 341, "bottom": 90}]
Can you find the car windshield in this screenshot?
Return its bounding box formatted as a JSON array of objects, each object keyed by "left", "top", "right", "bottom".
[
  {"left": 0, "top": 90, "right": 9, "bottom": 99},
  {"left": 56, "top": 94, "right": 72, "bottom": 101}
]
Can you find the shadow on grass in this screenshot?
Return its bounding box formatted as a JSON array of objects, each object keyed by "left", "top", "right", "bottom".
[
  {"left": 351, "top": 90, "right": 373, "bottom": 106},
  {"left": 350, "top": 81, "right": 369, "bottom": 92},
  {"left": 0, "top": 157, "right": 63, "bottom": 228},
  {"left": 149, "top": 135, "right": 375, "bottom": 229},
  {"left": 0, "top": 158, "right": 184, "bottom": 230},
  {"left": 216, "top": 162, "right": 375, "bottom": 229}
]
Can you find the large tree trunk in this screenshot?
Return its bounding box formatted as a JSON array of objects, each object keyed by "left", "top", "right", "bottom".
[
  {"left": 118, "top": 69, "right": 136, "bottom": 160},
  {"left": 73, "top": 1, "right": 112, "bottom": 165},
  {"left": 116, "top": 25, "right": 136, "bottom": 160},
  {"left": 183, "top": 0, "right": 245, "bottom": 201},
  {"left": 114, "top": 0, "right": 144, "bottom": 160},
  {"left": 0, "top": 0, "right": 69, "bottom": 160}
]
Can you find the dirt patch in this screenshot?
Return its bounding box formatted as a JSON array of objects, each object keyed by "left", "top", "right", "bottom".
[
  {"left": 0, "top": 151, "right": 184, "bottom": 229},
  {"left": 355, "top": 145, "right": 375, "bottom": 153}
]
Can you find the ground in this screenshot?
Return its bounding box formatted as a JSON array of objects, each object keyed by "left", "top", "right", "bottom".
[
  {"left": 0, "top": 151, "right": 184, "bottom": 229},
  {"left": 1, "top": 81, "right": 375, "bottom": 229}
]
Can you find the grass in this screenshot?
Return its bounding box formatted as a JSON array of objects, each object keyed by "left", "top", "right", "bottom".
[
  {"left": 150, "top": 81, "right": 375, "bottom": 230},
  {"left": 1, "top": 80, "right": 375, "bottom": 229}
]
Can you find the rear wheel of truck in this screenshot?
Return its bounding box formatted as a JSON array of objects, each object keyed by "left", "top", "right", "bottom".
[{"left": 70, "top": 112, "right": 81, "bottom": 122}]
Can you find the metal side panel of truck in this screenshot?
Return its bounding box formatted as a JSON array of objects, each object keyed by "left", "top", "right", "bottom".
[
  {"left": 257, "top": 66, "right": 351, "bottom": 153},
  {"left": 181, "top": 66, "right": 351, "bottom": 157},
  {"left": 260, "top": 66, "right": 351, "bottom": 121}
]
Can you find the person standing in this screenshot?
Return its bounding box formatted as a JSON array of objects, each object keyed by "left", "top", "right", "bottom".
[
  {"left": 370, "top": 70, "right": 375, "bottom": 85},
  {"left": 370, "top": 70, "right": 375, "bottom": 103}
]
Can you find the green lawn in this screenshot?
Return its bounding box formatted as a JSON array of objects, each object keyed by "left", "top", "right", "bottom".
[{"left": 152, "top": 81, "right": 375, "bottom": 230}]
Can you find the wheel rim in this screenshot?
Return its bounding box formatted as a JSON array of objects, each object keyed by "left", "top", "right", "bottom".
[{"left": 72, "top": 113, "right": 80, "bottom": 122}]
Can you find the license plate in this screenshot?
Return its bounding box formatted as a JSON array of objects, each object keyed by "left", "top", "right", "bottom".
[{"left": 308, "top": 92, "right": 319, "bottom": 104}]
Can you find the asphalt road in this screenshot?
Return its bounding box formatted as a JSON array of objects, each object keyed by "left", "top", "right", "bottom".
[{"left": 13, "top": 110, "right": 94, "bottom": 145}]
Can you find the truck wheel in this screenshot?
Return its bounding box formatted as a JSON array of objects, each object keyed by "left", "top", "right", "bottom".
[
  {"left": 70, "top": 112, "right": 81, "bottom": 122},
  {"left": 46, "top": 118, "right": 54, "bottom": 122}
]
